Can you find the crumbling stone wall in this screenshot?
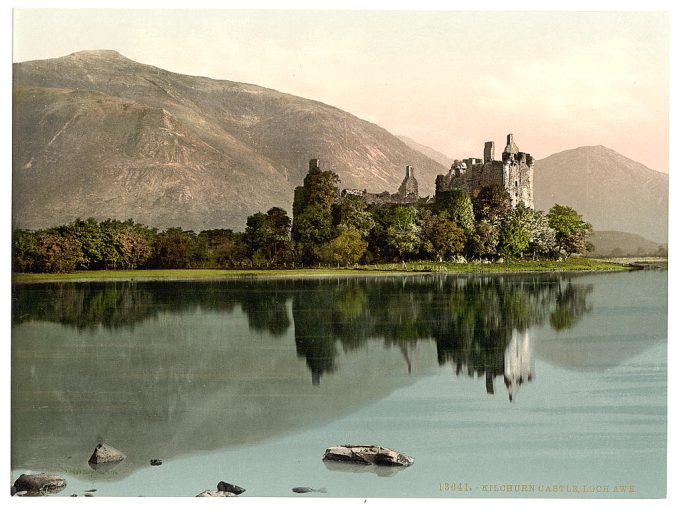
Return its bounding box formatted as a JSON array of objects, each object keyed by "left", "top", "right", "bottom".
[{"left": 341, "top": 164, "right": 420, "bottom": 205}]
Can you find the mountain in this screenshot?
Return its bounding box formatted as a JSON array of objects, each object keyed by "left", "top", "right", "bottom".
[
  {"left": 12, "top": 50, "right": 447, "bottom": 231},
  {"left": 587, "top": 230, "right": 666, "bottom": 258},
  {"left": 534, "top": 146, "right": 668, "bottom": 243},
  {"left": 397, "top": 135, "right": 454, "bottom": 168}
]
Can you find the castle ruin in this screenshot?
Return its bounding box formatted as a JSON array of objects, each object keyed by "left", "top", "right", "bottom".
[
  {"left": 341, "top": 164, "right": 420, "bottom": 205},
  {"left": 309, "top": 133, "right": 533, "bottom": 209},
  {"left": 435, "top": 133, "right": 535, "bottom": 209}
]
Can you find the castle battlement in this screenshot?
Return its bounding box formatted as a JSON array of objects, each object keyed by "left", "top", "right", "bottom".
[{"left": 436, "top": 133, "right": 535, "bottom": 209}]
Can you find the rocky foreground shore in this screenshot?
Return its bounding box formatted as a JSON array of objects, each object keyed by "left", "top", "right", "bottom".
[{"left": 12, "top": 443, "right": 413, "bottom": 497}]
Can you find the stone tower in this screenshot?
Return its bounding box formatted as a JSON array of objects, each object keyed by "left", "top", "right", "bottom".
[
  {"left": 504, "top": 133, "right": 519, "bottom": 156},
  {"left": 484, "top": 141, "right": 495, "bottom": 163}
]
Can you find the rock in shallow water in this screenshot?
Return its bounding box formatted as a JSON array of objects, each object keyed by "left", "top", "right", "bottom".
[
  {"left": 196, "top": 490, "right": 236, "bottom": 497},
  {"left": 88, "top": 443, "right": 126, "bottom": 467},
  {"left": 12, "top": 473, "right": 67, "bottom": 495},
  {"left": 322, "top": 445, "right": 414, "bottom": 467},
  {"left": 217, "top": 481, "right": 246, "bottom": 495}
]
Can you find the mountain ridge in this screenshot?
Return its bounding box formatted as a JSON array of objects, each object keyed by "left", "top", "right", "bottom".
[{"left": 13, "top": 50, "right": 446, "bottom": 231}]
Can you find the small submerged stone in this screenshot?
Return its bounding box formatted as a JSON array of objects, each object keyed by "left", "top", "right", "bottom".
[
  {"left": 292, "top": 487, "right": 327, "bottom": 494},
  {"left": 12, "top": 473, "right": 67, "bottom": 495}
]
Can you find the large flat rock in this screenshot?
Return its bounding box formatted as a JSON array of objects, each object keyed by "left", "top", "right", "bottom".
[{"left": 322, "top": 445, "right": 414, "bottom": 467}]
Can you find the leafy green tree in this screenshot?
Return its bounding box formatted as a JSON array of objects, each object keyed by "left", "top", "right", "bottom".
[
  {"left": 152, "top": 228, "right": 197, "bottom": 268},
  {"left": 245, "top": 212, "right": 272, "bottom": 255},
  {"left": 512, "top": 205, "right": 557, "bottom": 259},
  {"left": 547, "top": 204, "right": 593, "bottom": 257},
  {"left": 430, "top": 220, "right": 466, "bottom": 261},
  {"left": 435, "top": 189, "right": 475, "bottom": 235},
  {"left": 12, "top": 229, "right": 40, "bottom": 272},
  {"left": 385, "top": 206, "right": 421, "bottom": 261},
  {"left": 333, "top": 196, "right": 376, "bottom": 239},
  {"left": 417, "top": 209, "right": 465, "bottom": 260},
  {"left": 415, "top": 208, "right": 438, "bottom": 258},
  {"left": 304, "top": 166, "right": 340, "bottom": 210},
  {"left": 469, "top": 219, "right": 500, "bottom": 259},
  {"left": 473, "top": 185, "right": 512, "bottom": 222},
  {"left": 245, "top": 207, "right": 293, "bottom": 265},
  {"left": 316, "top": 228, "right": 368, "bottom": 265},
  {"left": 199, "top": 229, "right": 248, "bottom": 267},
  {"left": 266, "top": 207, "right": 292, "bottom": 239},
  {"left": 293, "top": 204, "right": 334, "bottom": 262},
  {"left": 265, "top": 207, "right": 293, "bottom": 262},
  {"left": 499, "top": 210, "right": 530, "bottom": 258},
  {"left": 63, "top": 218, "right": 108, "bottom": 270},
  {"left": 292, "top": 165, "right": 340, "bottom": 224},
  {"left": 292, "top": 164, "right": 340, "bottom": 261}
]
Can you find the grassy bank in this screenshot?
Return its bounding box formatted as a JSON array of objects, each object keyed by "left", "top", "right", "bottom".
[{"left": 12, "top": 257, "right": 635, "bottom": 284}]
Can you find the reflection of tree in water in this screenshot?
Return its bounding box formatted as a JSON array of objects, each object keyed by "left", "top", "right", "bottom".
[
  {"left": 291, "top": 275, "right": 593, "bottom": 396},
  {"left": 11, "top": 281, "right": 271, "bottom": 332},
  {"left": 12, "top": 275, "right": 593, "bottom": 396},
  {"left": 550, "top": 282, "right": 593, "bottom": 331},
  {"left": 12, "top": 282, "right": 159, "bottom": 331},
  {"left": 239, "top": 285, "right": 291, "bottom": 337}
]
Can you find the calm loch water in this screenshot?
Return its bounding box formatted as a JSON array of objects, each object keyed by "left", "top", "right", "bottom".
[{"left": 11, "top": 271, "right": 667, "bottom": 498}]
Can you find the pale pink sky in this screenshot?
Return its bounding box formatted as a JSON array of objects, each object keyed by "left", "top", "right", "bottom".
[{"left": 13, "top": 9, "right": 669, "bottom": 172}]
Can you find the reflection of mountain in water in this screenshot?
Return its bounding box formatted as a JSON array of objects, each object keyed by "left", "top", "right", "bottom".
[{"left": 11, "top": 272, "right": 663, "bottom": 479}]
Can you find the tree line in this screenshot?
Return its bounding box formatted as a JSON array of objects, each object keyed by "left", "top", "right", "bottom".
[{"left": 12, "top": 166, "right": 592, "bottom": 273}]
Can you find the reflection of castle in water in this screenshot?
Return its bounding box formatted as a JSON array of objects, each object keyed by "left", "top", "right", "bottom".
[
  {"left": 503, "top": 330, "right": 534, "bottom": 402},
  {"left": 13, "top": 275, "right": 589, "bottom": 402}
]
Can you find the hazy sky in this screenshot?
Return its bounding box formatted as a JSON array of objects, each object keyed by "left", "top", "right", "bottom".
[{"left": 13, "top": 9, "right": 669, "bottom": 172}]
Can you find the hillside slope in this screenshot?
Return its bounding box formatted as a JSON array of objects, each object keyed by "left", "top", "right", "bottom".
[
  {"left": 13, "top": 50, "right": 446, "bottom": 231},
  {"left": 534, "top": 146, "right": 667, "bottom": 243}
]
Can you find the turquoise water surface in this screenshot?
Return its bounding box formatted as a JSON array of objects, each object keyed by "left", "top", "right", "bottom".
[{"left": 11, "top": 270, "right": 667, "bottom": 498}]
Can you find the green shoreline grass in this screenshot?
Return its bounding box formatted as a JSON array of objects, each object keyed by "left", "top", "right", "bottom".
[{"left": 12, "top": 257, "right": 638, "bottom": 284}]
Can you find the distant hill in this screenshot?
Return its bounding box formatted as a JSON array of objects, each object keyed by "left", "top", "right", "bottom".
[
  {"left": 588, "top": 230, "right": 667, "bottom": 257},
  {"left": 12, "top": 50, "right": 446, "bottom": 231},
  {"left": 534, "top": 146, "right": 668, "bottom": 243},
  {"left": 397, "top": 135, "right": 454, "bottom": 168}
]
